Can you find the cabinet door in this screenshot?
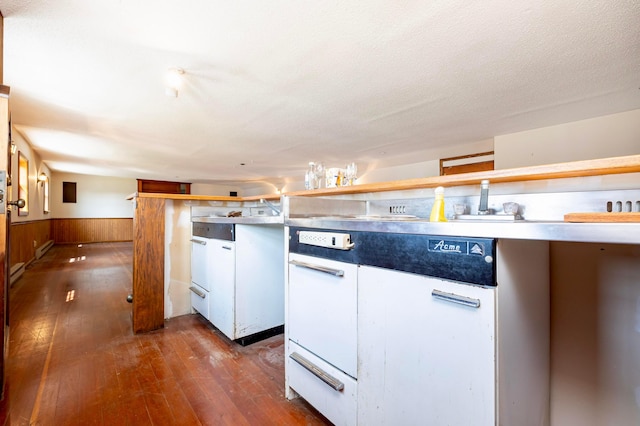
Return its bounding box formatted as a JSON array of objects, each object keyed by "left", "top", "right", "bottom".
[
  {"left": 209, "top": 240, "right": 236, "bottom": 339},
  {"left": 358, "top": 266, "right": 496, "bottom": 426}
]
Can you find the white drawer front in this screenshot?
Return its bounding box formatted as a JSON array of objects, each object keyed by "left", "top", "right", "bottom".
[
  {"left": 190, "top": 284, "right": 209, "bottom": 320},
  {"left": 288, "top": 253, "right": 358, "bottom": 377},
  {"left": 288, "top": 341, "right": 357, "bottom": 426},
  {"left": 191, "top": 237, "right": 211, "bottom": 291}
]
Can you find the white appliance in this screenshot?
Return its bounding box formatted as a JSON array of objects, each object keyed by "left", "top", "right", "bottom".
[
  {"left": 286, "top": 227, "right": 550, "bottom": 425},
  {"left": 189, "top": 222, "right": 233, "bottom": 320},
  {"left": 191, "top": 222, "right": 285, "bottom": 345},
  {"left": 288, "top": 252, "right": 359, "bottom": 425},
  {"left": 358, "top": 266, "right": 496, "bottom": 425}
]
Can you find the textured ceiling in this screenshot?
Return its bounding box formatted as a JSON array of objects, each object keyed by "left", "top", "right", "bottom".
[{"left": 2, "top": 1, "right": 640, "bottom": 186}]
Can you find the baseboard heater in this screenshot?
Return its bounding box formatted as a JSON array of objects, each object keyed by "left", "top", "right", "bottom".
[
  {"left": 35, "top": 240, "right": 55, "bottom": 259},
  {"left": 10, "top": 262, "right": 25, "bottom": 285}
]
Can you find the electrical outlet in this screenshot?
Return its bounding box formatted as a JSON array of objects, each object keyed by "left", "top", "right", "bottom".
[
  {"left": 607, "top": 199, "right": 640, "bottom": 212},
  {"left": 33, "top": 240, "right": 37, "bottom": 248},
  {"left": 388, "top": 205, "right": 407, "bottom": 214},
  {"left": 299, "top": 231, "right": 354, "bottom": 250}
]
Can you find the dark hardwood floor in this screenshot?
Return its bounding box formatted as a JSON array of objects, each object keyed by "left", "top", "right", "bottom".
[{"left": 0, "top": 242, "right": 330, "bottom": 425}]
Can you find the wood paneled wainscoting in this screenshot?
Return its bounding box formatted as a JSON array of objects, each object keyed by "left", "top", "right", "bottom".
[
  {"left": 9, "top": 219, "right": 52, "bottom": 267},
  {"left": 10, "top": 218, "right": 133, "bottom": 267},
  {"left": 51, "top": 218, "right": 133, "bottom": 244}
]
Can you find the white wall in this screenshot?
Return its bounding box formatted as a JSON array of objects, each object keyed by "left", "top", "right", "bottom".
[
  {"left": 357, "top": 159, "right": 440, "bottom": 184},
  {"left": 10, "top": 130, "right": 51, "bottom": 223},
  {"left": 358, "top": 139, "right": 495, "bottom": 184},
  {"left": 165, "top": 200, "right": 192, "bottom": 318},
  {"left": 495, "top": 109, "right": 640, "bottom": 169},
  {"left": 50, "top": 172, "right": 136, "bottom": 218},
  {"left": 191, "top": 182, "right": 243, "bottom": 196}
]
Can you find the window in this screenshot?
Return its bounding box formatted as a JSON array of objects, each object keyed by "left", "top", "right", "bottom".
[
  {"left": 439, "top": 151, "right": 494, "bottom": 176},
  {"left": 18, "top": 151, "right": 29, "bottom": 216},
  {"left": 43, "top": 179, "right": 50, "bottom": 213}
]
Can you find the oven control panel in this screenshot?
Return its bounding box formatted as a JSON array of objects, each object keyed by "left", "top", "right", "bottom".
[{"left": 299, "top": 231, "right": 354, "bottom": 250}]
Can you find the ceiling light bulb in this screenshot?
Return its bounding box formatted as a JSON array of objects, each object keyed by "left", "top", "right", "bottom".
[{"left": 165, "top": 67, "right": 184, "bottom": 90}]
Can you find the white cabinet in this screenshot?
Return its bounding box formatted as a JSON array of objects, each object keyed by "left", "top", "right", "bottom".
[
  {"left": 288, "top": 341, "right": 358, "bottom": 426},
  {"left": 288, "top": 253, "right": 358, "bottom": 377},
  {"left": 287, "top": 252, "right": 358, "bottom": 426},
  {"left": 190, "top": 236, "right": 212, "bottom": 320},
  {"left": 285, "top": 227, "right": 549, "bottom": 426},
  {"left": 190, "top": 238, "right": 209, "bottom": 290},
  {"left": 208, "top": 239, "right": 236, "bottom": 339},
  {"left": 358, "top": 266, "right": 496, "bottom": 425},
  {"left": 203, "top": 224, "right": 285, "bottom": 343},
  {"left": 234, "top": 225, "right": 285, "bottom": 340},
  {"left": 357, "top": 239, "right": 550, "bottom": 426}
]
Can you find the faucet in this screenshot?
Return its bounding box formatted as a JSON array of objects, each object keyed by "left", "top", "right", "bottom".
[
  {"left": 477, "top": 180, "right": 493, "bottom": 215},
  {"left": 260, "top": 198, "right": 281, "bottom": 215}
]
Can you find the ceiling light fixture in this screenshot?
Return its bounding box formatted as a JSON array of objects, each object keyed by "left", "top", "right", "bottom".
[{"left": 165, "top": 67, "right": 185, "bottom": 97}]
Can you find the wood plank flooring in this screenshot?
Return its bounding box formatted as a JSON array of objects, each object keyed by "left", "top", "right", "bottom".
[{"left": 0, "top": 242, "right": 330, "bottom": 425}]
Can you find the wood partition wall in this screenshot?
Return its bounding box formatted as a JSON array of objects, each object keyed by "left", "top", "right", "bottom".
[
  {"left": 10, "top": 218, "right": 133, "bottom": 267},
  {"left": 132, "top": 197, "right": 165, "bottom": 333}
]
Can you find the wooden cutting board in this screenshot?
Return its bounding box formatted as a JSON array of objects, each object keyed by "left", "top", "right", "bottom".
[{"left": 564, "top": 212, "right": 640, "bottom": 223}]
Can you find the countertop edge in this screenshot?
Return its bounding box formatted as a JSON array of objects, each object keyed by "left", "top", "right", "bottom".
[
  {"left": 192, "top": 216, "right": 284, "bottom": 225},
  {"left": 284, "top": 218, "right": 640, "bottom": 245}
]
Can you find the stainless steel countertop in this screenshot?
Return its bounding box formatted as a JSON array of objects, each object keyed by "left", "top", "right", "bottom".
[
  {"left": 285, "top": 217, "right": 640, "bottom": 245},
  {"left": 193, "top": 215, "right": 284, "bottom": 225}
]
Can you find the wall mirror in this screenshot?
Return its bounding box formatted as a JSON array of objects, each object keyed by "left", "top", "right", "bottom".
[{"left": 18, "top": 151, "right": 29, "bottom": 216}]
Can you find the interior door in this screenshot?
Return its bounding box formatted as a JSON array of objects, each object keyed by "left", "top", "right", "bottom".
[{"left": 0, "top": 85, "right": 10, "bottom": 400}]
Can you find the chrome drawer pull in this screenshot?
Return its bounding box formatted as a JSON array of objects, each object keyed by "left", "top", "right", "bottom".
[
  {"left": 289, "top": 260, "right": 344, "bottom": 277},
  {"left": 432, "top": 289, "right": 480, "bottom": 308},
  {"left": 290, "top": 352, "right": 344, "bottom": 392},
  {"left": 189, "top": 286, "right": 206, "bottom": 299},
  {"left": 222, "top": 245, "right": 233, "bottom": 250},
  {"left": 190, "top": 239, "right": 206, "bottom": 245}
]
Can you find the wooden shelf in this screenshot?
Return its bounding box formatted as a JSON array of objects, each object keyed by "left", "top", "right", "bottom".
[{"left": 129, "top": 154, "right": 640, "bottom": 202}]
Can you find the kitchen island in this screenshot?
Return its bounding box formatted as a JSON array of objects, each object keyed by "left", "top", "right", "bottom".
[{"left": 129, "top": 154, "right": 640, "bottom": 333}]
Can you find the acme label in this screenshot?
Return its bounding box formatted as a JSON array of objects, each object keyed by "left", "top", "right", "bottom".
[{"left": 428, "top": 239, "right": 468, "bottom": 254}]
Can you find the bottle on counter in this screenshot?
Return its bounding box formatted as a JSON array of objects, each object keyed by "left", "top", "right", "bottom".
[
  {"left": 429, "top": 186, "right": 448, "bottom": 222},
  {"left": 314, "top": 162, "right": 325, "bottom": 189},
  {"left": 305, "top": 162, "right": 317, "bottom": 190}
]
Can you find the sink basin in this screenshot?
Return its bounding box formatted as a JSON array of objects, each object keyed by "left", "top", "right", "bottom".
[
  {"left": 354, "top": 215, "right": 419, "bottom": 221},
  {"left": 303, "top": 214, "right": 420, "bottom": 221},
  {"left": 452, "top": 214, "right": 522, "bottom": 221}
]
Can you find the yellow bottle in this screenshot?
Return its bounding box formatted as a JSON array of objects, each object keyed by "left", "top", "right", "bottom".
[{"left": 429, "top": 186, "right": 448, "bottom": 222}]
